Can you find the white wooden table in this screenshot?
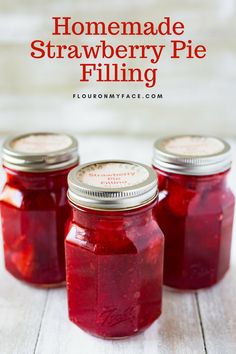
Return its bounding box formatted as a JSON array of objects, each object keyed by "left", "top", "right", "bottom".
[{"left": 0, "top": 135, "right": 236, "bottom": 354}]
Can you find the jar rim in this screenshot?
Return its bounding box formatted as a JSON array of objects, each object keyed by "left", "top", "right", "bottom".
[
  {"left": 68, "top": 193, "right": 158, "bottom": 212},
  {"left": 68, "top": 160, "right": 158, "bottom": 210},
  {"left": 153, "top": 135, "right": 232, "bottom": 176},
  {"left": 2, "top": 132, "right": 79, "bottom": 172}
]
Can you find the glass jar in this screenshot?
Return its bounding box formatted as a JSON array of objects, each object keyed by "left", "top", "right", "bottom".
[
  {"left": 65, "top": 160, "right": 164, "bottom": 338},
  {"left": 153, "top": 135, "right": 235, "bottom": 290},
  {"left": 0, "top": 132, "right": 79, "bottom": 287}
]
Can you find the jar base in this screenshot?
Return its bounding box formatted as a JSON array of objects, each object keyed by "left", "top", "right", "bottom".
[
  {"left": 69, "top": 314, "right": 161, "bottom": 340},
  {"left": 163, "top": 268, "right": 229, "bottom": 292},
  {"left": 30, "top": 281, "right": 66, "bottom": 289},
  {"left": 6, "top": 268, "right": 66, "bottom": 288}
]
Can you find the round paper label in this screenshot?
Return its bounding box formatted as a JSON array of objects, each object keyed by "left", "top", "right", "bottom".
[
  {"left": 164, "top": 136, "right": 225, "bottom": 156},
  {"left": 12, "top": 134, "right": 72, "bottom": 154},
  {"left": 77, "top": 162, "right": 149, "bottom": 189}
]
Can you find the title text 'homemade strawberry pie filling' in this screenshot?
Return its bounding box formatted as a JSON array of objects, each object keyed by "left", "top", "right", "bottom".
[
  {"left": 65, "top": 160, "right": 164, "bottom": 338},
  {"left": 0, "top": 132, "right": 79, "bottom": 287},
  {"left": 153, "top": 135, "right": 235, "bottom": 290}
]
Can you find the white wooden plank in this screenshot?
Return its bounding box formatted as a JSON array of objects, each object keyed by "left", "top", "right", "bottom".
[
  {"left": 34, "top": 288, "right": 205, "bottom": 354},
  {"left": 197, "top": 271, "right": 236, "bottom": 354},
  {"left": 157, "top": 290, "right": 206, "bottom": 354},
  {"left": 0, "top": 239, "right": 48, "bottom": 354},
  {"left": 197, "top": 146, "right": 236, "bottom": 354},
  {"left": 0, "top": 89, "right": 235, "bottom": 136}
]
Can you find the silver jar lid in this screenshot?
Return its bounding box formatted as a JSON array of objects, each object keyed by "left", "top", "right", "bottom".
[
  {"left": 153, "top": 135, "right": 232, "bottom": 176},
  {"left": 2, "top": 132, "right": 79, "bottom": 172},
  {"left": 68, "top": 160, "right": 158, "bottom": 210}
]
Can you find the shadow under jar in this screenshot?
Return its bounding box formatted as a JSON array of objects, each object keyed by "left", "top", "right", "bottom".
[
  {"left": 153, "top": 135, "right": 235, "bottom": 290},
  {"left": 0, "top": 132, "right": 79, "bottom": 287},
  {"left": 65, "top": 160, "right": 164, "bottom": 338}
]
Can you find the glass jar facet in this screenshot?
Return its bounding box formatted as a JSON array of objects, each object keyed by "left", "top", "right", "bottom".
[
  {"left": 66, "top": 202, "right": 164, "bottom": 338},
  {"left": 0, "top": 166, "right": 77, "bottom": 286}
]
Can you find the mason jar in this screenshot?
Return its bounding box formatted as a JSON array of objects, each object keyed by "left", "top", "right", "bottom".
[
  {"left": 0, "top": 132, "right": 79, "bottom": 287},
  {"left": 65, "top": 160, "right": 164, "bottom": 338},
  {"left": 153, "top": 135, "right": 235, "bottom": 290}
]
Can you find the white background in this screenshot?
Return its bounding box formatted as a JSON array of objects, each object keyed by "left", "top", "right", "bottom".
[{"left": 0, "top": 0, "right": 235, "bottom": 136}]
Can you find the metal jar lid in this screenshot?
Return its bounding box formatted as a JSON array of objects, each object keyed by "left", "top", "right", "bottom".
[
  {"left": 153, "top": 135, "right": 232, "bottom": 176},
  {"left": 2, "top": 132, "right": 79, "bottom": 172},
  {"left": 68, "top": 160, "right": 158, "bottom": 210}
]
